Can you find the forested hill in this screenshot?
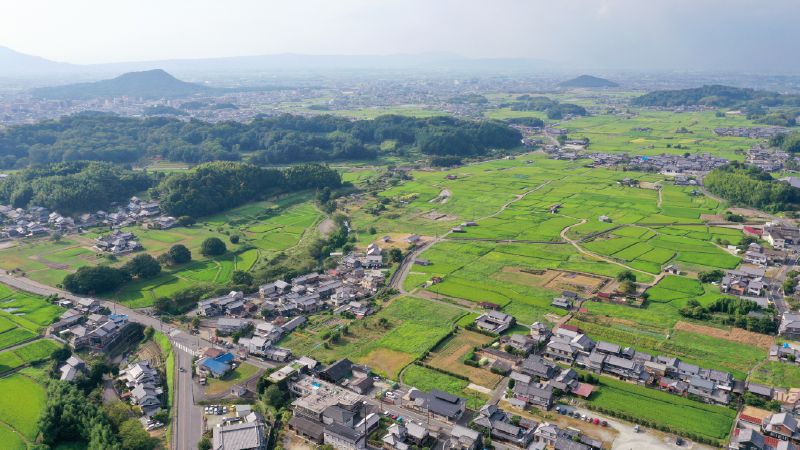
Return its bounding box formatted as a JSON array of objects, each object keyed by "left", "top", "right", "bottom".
[
  {"left": 155, "top": 162, "right": 341, "bottom": 217},
  {"left": 704, "top": 162, "right": 800, "bottom": 212},
  {"left": 0, "top": 160, "right": 341, "bottom": 217},
  {"left": 0, "top": 113, "right": 522, "bottom": 169},
  {"left": 559, "top": 75, "right": 619, "bottom": 88},
  {"left": 631, "top": 84, "right": 800, "bottom": 108},
  {"left": 0, "top": 162, "right": 153, "bottom": 214},
  {"left": 30, "top": 69, "right": 213, "bottom": 100}
]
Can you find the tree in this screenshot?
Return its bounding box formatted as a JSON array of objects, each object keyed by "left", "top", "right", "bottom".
[
  {"left": 698, "top": 269, "right": 725, "bottom": 283},
  {"left": 229, "top": 234, "right": 240, "bottom": 244},
  {"left": 264, "top": 383, "right": 288, "bottom": 408},
  {"left": 51, "top": 231, "right": 63, "bottom": 242},
  {"left": 118, "top": 419, "right": 158, "bottom": 450},
  {"left": 198, "top": 437, "right": 212, "bottom": 450},
  {"left": 103, "top": 401, "right": 132, "bottom": 430},
  {"left": 619, "top": 281, "right": 637, "bottom": 295},
  {"left": 168, "top": 244, "right": 191, "bottom": 264},
  {"left": 177, "top": 215, "right": 195, "bottom": 227},
  {"left": 616, "top": 270, "right": 636, "bottom": 283},
  {"left": 231, "top": 270, "right": 253, "bottom": 286},
  {"left": 123, "top": 254, "right": 162, "bottom": 279},
  {"left": 201, "top": 237, "right": 227, "bottom": 256},
  {"left": 63, "top": 265, "right": 130, "bottom": 294},
  {"left": 389, "top": 248, "right": 403, "bottom": 263}
]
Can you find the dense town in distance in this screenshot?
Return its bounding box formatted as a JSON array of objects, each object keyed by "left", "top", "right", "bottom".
[{"left": 4, "top": 3, "right": 800, "bottom": 450}]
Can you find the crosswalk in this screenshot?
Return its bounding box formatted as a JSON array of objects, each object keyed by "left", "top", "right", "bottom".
[
  {"left": 169, "top": 329, "right": 181, "bottom": 337},
  {"left": 172, "top": 341, "right": 198, "bottom": 356}
]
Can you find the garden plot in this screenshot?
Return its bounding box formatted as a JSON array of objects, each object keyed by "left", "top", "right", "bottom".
[{"left": 425, "top": 330, "right": 502, "bottom": 388}]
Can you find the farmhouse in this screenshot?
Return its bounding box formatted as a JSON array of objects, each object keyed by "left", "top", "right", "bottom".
[
  {"left": 511, "top": 381, "right": 554, "bottom": 410},
  {"left": 213, "top": 412, "right": 270, "bottom": 450},
  {"left": 474, "top": 311, "right": 515, "bottom": 334},
  {"left": 94, "top": 230, "right": 142, "bottom": 254},
  {"left": 405, "top": 389, "right": 466, "bottom": 423},
  {"left": 447, "top": 425, "right": 481, "bottom": 450},
  {"left": 382, "top": 421, "right": 431, "bottom": 450},
  {"left": 118, "top": 360, "right": 163, "bottom": 417},
  {"left": 216, "top": 318, "right": 250, "bottom": 335},
  {"left": 59, "top": 355, "right": 86, "bottom": 382},
  {"left": 473, "top": 404, "right": 536, "bottom": 448}
]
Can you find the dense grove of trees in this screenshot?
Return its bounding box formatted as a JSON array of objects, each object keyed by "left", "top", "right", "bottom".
[
  {"left": 507, "top": 95, "right": 588, "bottom": 119},
  {"left": 771, "top": 132, "right": 800, "bottom": 153},
  {"left": 0, "top": 113, "right": 521, "bottom": 169},
  {"left": 39, "top": 381, "right": 122, "bottom": 449},
  {"left": 679, "top": 297, "right": 777, "bottom": 334},
  {"left": 62, "top": 266, "right": 131, "bottom": 294},
  {"left": 632, "top": 84, "right": 800, "bottom": 108},
  {"left": 0, "top": 161, "right": 152, "bottom": 213},
  {"left": 704, "top": 162, "right": 800, "bottom": 212},
  {"left": 154, "top": 161, "right": 342, "bottom": 217}
]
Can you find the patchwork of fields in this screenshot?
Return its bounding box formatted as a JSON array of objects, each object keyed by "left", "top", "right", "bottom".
[
  {"left": 280, "top": 296, "right": 465, "bottom": 378},
  {"left": 550, "top": 110, "right": 758, "bottom": 160},
  {"left": 0, "top": 194, "right": 323, "bottom": 307},
  {"left": 0, "top": 284, "right": 62, "bottom": 350}
]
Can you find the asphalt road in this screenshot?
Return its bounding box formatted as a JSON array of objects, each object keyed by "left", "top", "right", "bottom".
[{"left": 0, "top": 270, "right": 226, "bottom": 450}]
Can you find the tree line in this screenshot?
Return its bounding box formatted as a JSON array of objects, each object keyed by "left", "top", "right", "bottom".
[
  {"left": 153, "top": 161, "right": 342, "bottom": 217},
  {"left": 0, "top": 112, "right": 521, "bottom": 169},
  {"left": 704, "top": 162, "right": 800, "bottom": 212},
  {"left": 631, "top": 84, "right": 800, "bottom": 108},
  {"left": 0, "top": 161, "right": 153, "bottom": 214},
  {"left": 505, "top": 95, "right": 588, "bottom": 120}
]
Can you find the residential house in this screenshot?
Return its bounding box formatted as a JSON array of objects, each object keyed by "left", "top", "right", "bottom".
[
  {"left": 406, "top": 389, "right": 466, "bottom": 423},
  {"left": 474, "top": 311, "right": 515, "bottom": 334}
]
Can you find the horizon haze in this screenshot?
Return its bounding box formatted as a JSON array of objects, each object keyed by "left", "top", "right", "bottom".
[{"left": 2, "top": 0, "right": 800, "bottom": 73}]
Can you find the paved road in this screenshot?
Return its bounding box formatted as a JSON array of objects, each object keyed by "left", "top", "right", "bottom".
[
  {"left": 0, "top": 270, "right": 273, "bottom": 450},
  {"left": 173, "top": 343, "right": 202, "bottom": 450}
]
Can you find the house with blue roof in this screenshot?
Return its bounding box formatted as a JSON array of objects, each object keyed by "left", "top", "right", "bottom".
[{"left": 197, "top": 352, "right": 236, "bottom": 378}]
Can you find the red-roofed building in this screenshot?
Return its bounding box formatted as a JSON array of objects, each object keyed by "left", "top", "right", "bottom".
[
  {"left": 572, "top": 382, "right": 594, "bottom": 398},
  {"left": 744, "top": 226, "right": 764, "bottom": 237},
  {"left": 559, "top": 324, "right": 580, "bottom": 333}
]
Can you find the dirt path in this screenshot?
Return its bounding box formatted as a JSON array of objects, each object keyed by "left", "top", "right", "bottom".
[{"left": 560, "top": 219, "right": 654, "bottom": 282}]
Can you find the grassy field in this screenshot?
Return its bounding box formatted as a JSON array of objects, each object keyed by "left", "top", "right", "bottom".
[
  {"left": 425, "top": 330, "right": 501, "bottom": 388},
  {"left": 0, "top": 373, "right": 47, "bottom": 440},
  {"left": 402, "top": 364, "right": 488, "bottom": 410},
  {"left": 281, "top": 296, "right": 464, "bottom": 379},
  {"left": 205, "top": 362, "right": 261, "bottom": 396},
  {"left": 585, "top": 375, "right": 736, "bottom": 443},
  {"left": 749, "top": 361, "right": 800, "bottom": 389}
]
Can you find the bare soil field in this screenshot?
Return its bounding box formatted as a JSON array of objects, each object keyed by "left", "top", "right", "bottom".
[
  {"left": 421, "top": 211, "right": 457, "bottom": 221},
  {"left": 495, "top": 267, "right": 607, "bottom": 294},
  {"left": 674, "top": 321, "right": 774, "bottom": 349}
]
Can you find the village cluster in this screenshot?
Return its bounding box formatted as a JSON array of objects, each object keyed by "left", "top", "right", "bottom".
[{"left": 0, "top": 195, "right": 177, "bottom": 242}]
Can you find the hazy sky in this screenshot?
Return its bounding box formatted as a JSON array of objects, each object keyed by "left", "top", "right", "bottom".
[{"left": 2, "top": 0, "right": 799, "bottom": 70}]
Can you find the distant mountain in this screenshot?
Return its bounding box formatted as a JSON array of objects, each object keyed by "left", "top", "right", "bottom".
[
  {"left": 0, "top": 46, "right": 75, "bottom": 75},
  {"left": 559, "top": 75, "right": 619, "bottom": 88},
  {"left": 31, "top": 69, "right": 214, "bottom": 99}
]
